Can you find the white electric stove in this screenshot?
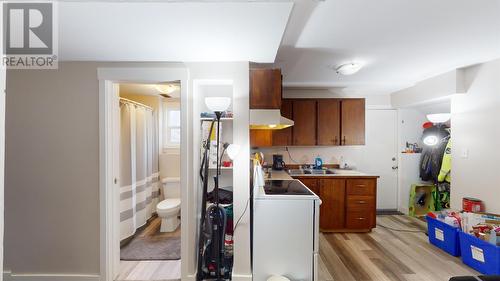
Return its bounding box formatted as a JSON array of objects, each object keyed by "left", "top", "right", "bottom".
[{"left": 252, "top": 179, "right": 320, "bottom": 281}]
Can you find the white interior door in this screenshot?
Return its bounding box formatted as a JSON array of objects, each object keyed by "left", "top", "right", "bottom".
[{"left": 364, "top": 110, "right": 398, "bottom": 210}]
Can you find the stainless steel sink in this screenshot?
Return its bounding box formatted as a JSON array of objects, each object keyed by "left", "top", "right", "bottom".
[
  {"left": 287, "top": 169, "right": 307, "bottom": 175},
  {"left": 308, "top": 169, "right": 335, "bottom": 175},
  {"left": 286, "top": 168, "right": 335, "bottom": 175}
]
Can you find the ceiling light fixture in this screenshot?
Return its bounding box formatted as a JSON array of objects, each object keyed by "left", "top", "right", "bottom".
[
  {"left": 155, "top": 84, "right": 178, "bottom": 95},
  {"left": 335, "top": 62, "right": 363, "bottom": 75}
]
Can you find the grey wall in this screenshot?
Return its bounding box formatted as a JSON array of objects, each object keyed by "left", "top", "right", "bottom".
[{"left": 5, "top": 63, "right": 101, "bottom": 274}]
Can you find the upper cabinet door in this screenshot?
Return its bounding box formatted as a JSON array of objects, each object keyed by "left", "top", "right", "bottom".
[
  {"left": 317, "top": 99, "right": 341, "bottom": 145},
  {"left": 272, "top": 99, "right": 293, "bottom": 146},
  {"left": 250, "top": 69, "right": 282, "bottom": 109},
  {"left": 341, "top": 99, "right": 365, "bottom": 145},
  {"left": 292, "top": 100, "right": 317, "bottom": 146},
  {"left": 250, "top": 129, "right": 273, "bottom": 147}
]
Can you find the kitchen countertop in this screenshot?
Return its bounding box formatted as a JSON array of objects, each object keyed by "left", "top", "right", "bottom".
[
  {"left": 265, "top": 169, "right": 379, "bottom": 180},
  {"left": 265, "top": 169, "right": 293, "bottom": 180}
]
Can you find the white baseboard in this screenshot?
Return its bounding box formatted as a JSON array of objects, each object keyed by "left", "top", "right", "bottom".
[
  {"left": 398, "top": 206, "right": 409, "bottom": 215},
  {"left": 3, "top": 271, "right": 100, "bottom": 281}
]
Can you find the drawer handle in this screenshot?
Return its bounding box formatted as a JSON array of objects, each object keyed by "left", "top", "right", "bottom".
[
  {"left": 357, "top": 200, "right": 367, "bottom": 204},
  {"left": 355, "top": 185, "right": 366, "bottom": 188},
  {"left": 356, "top": 217, "right": 366, "bottom": 220}
]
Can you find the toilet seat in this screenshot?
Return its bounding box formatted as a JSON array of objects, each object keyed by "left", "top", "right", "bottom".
[
  {"left": 157, "top": 198, "right": 181, "bottom": 210},
  {"left": 156, "top": 198, "right": 181, "bottom": 217}
]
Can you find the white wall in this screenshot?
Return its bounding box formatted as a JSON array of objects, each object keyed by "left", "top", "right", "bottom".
[
  {"left": 451, "top": 59, "right": 500, "bottom": 214},
  {"left": 391, "top": 69, "right": 465, "bottom": 108}
]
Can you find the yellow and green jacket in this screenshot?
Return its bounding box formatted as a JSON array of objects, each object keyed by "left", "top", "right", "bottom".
[{"left": 438, "top": 139, "right": 451, "bottom": 182}]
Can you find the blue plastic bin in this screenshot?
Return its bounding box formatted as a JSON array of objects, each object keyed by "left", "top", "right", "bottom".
[
  {"left": 427, "top": 215, "right": 461, "bottom": 256},
  {"left": 459, "top": 232, "right": 500, "bottom": 275}
]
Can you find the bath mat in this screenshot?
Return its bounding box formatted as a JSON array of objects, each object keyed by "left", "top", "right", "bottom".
[{"left": 120, "top": 236, "right": 181, "bottom": 261}]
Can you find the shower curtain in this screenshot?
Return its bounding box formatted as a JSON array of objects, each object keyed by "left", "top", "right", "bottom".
[{"left": 119, "top": 102, "right": 160, "bottom": 240}]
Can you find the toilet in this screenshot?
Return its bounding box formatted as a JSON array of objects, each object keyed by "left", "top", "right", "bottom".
[{"left": 156, "top": 177, "right": 181, "bottom": 232}]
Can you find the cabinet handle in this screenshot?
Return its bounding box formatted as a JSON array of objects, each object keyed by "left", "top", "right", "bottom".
[
  {"left": 355, "top": 184, "right": 366, "bottom": 188},
  {"left": 356, "top": 217, "right": 366, "bottom": 220},
  {"left": 342, "top": 136, "right": 346, "bottom": 145},
  {"left": 334, "top": 136, "right": 338, "bottom": 144},
  {"left": 357, "top": 200, "right": 367, "bottom": 204}
]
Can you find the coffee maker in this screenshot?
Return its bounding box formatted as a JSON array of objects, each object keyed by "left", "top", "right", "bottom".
[{"left": 272, "top": 154, "right": 285, "bottom": 170}]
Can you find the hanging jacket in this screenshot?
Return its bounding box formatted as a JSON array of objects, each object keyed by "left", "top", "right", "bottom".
[
  {"left": 438, "top": 139, "right": 452, "bottom": 183},
  {"left": 420, "top": 149, "right": 433, "bottom": 181}
]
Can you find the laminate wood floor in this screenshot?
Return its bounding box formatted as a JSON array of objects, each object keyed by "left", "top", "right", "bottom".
[
  {"left": 318, "top": 215, "right": 478, "bottom": 281},
  {"left": 117, "top": 215, "right": 477, "bottom": 281},
  {"left": 117, "top": 217, "right": 181, "bottom": 281}
]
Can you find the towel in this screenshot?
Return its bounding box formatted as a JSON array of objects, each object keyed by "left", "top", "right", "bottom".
[{"left": 253, "top": 157, "right": 265, "bottom": 190}]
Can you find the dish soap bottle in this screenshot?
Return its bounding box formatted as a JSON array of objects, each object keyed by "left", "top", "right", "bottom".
[{"left": 314, "top": 155, "right": 323, "bottom": 170}]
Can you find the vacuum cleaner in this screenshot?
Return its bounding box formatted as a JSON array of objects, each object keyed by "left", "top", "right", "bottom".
[{"left": 197, "top": 114, "right": 233, "bottom": 281}]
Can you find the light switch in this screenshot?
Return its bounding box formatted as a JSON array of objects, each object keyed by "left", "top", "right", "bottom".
[{"left": 461, "top": 148, "right": 469, "bottom": 159}]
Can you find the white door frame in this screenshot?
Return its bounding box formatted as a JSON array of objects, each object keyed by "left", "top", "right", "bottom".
[{"left": 98, "top": 67, "right": 190, "bottom": 281}]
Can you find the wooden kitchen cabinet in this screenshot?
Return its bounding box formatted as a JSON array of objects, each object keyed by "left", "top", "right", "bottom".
[
  {"left": 319, "top": 179, "right": 346, "bottom": 230},
  {"left": 250, "top": 69, "right": 282, "bottom": 109},
  {"left": 341, "top": 99, "right": 365, "bottom": 145},
  {"left": 292, "top": 100, "right": 317, "bottom": 145},
  {"left": 250, "top": 129, "right": 273, "bottom": 147},
  {"left": 299, "top": 178, "right": 319, "bottom": 195},
  {"left": 272, "top": 99, "right": 293, "bottom": 146},
  {"left": 296, "top": 176, "right": 377, "bottom": 232},
  {"left": 317, "top": 99, "right": 341, "bottom": 145}
]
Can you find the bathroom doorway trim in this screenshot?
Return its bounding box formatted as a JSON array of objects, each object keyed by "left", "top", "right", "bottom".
[{"left": 98, "top": 66, "right": 190, "bottom": 281}]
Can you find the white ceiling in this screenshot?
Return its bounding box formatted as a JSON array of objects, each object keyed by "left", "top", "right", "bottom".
[
  {"left": 276, "top": 0, "right": 500, "bottom": 95},
  {"left": 58, "top": 1, "right": 293, "bottom": 62},
  {"left": 119, "top": 83, "right": 181, "bottom": 98}
]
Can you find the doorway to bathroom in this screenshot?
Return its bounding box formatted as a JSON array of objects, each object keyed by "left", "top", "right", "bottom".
[{"left": 114, "top": 82, "right": 182, "bottom": 281}]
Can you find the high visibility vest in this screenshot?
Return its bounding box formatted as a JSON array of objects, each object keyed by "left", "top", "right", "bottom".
[{"left": 438, "top": 139, "right": 451, "bottom": 183}]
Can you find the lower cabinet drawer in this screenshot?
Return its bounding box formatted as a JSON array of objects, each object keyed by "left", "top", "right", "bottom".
[
  {"left": 346, "top": 210, "right": 374, "bottom": 229},
  {"left": 346, "top": 179, "right": 376, "bottom": 196},
  {"left": 347, "top": 196, "right": 375, "bottom": 211}
]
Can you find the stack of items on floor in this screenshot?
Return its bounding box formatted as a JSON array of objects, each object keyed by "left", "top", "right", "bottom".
[
  {"left": 461, "top": 212, "right": 500, "bottom": 247},
  {"left": 427, "top": 210, "right": 500, "bottom": 275}
]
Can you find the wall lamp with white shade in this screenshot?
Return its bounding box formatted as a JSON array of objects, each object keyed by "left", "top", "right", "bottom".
[
  {"left": 422, "top": 113, "right": 451, "bottom": 146},
  {"left": 427, "top": 113, "right": 451, "bottom": 124},
  {"left": 205, "top": 97, "right": 231, "bottom": 114}
]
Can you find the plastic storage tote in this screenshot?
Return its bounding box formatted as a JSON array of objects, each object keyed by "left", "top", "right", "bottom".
[
  {"left": 459, "top": 232, "right": 500, "bottom": 275},
  {"left": 427, "top": 215, "right": 461, "bottom": 256}
]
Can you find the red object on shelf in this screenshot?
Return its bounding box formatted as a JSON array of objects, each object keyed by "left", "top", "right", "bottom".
[
  {"left": 423, "top": 122, "right": 434, "bottom": 129},
  {"left": 463, "top": 197, "right": 484, "bottom": 212}
]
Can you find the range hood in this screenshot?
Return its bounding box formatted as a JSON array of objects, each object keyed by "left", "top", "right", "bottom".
[{"left": 249, "top": 109, "right": 294, "bottom": 130}]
